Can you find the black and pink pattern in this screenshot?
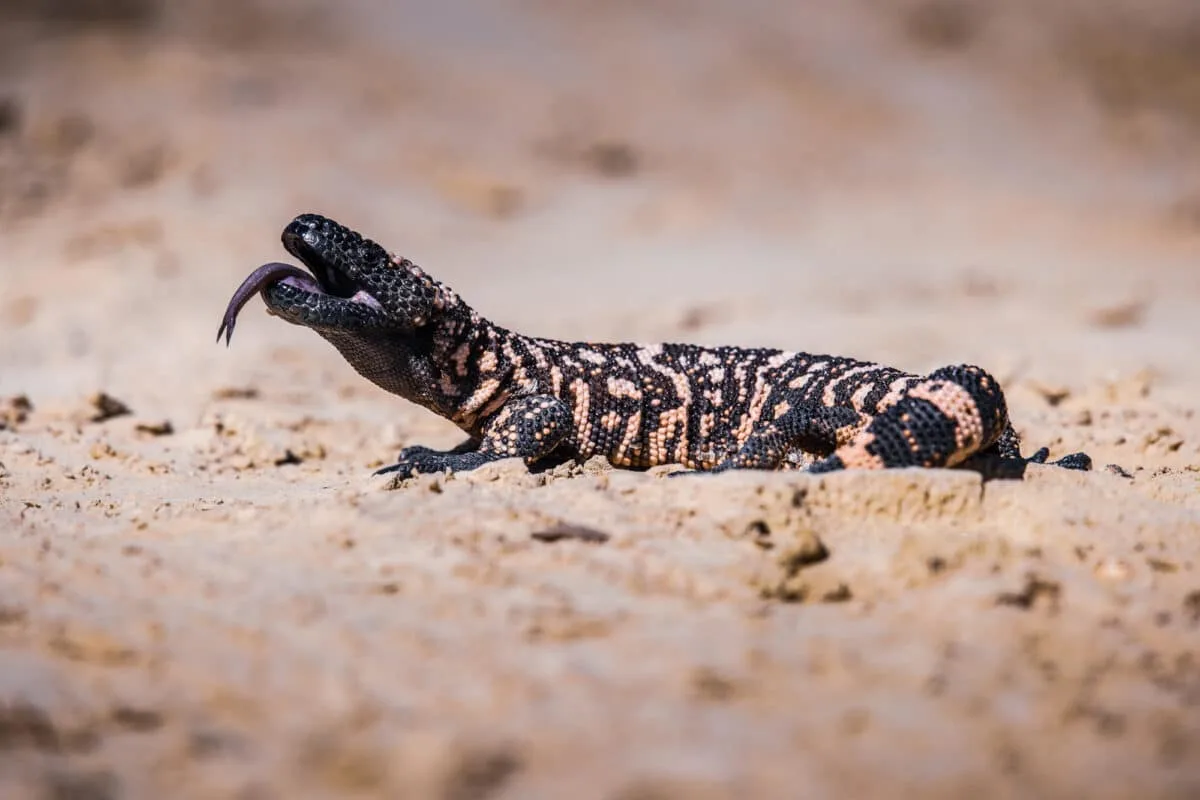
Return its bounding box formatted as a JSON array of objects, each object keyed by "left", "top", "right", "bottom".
[{"left": 220, "top": 214, "right": 1091, "bottom": 480}]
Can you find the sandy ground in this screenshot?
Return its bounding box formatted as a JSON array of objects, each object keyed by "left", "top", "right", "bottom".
[{"left": 1, "top": 1, "right": 1199, "bottom": 797}]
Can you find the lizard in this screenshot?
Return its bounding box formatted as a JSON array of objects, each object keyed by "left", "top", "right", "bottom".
[{"left": 218, "top": 213, "right": 1091, "bottom": 480}]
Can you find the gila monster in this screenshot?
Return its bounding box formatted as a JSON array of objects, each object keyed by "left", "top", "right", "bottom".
[{"left": 218, "top": 214, "right": 1091, "bottom": 480}]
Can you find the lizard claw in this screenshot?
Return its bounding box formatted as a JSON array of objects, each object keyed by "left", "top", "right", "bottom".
[
  {"left": 1050, "top": 452, "right": 1091, "bottom": 471},
  {"left": 373, "top": 462, "right": 415, "bottom": 478},
  {"left": 666, "top": 469, "right": 699, "bottom": 479},
  {"left": 374, "top": 445, "right": 443, "bottom": 478},
  {"left": 1024, "top": 447, "right": 1090, "bottom": 471}
]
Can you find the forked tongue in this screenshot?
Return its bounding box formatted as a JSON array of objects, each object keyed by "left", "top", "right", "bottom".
[{"left": 217, "top": 262, "right": 316, "bottom": 346}]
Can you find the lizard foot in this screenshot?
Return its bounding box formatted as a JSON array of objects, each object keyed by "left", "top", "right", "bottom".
[
  {"left": 959, "top": 447, "right": 1093, "bottom": 481},
  {"left": 374, "top": 446, "right": 489, "bottom": 479},
  {"left": 1024, "top": 447, "right": 1092, "bottom": 471}
]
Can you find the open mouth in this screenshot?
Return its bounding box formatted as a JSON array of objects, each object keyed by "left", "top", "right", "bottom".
[
  {"left": 280, "top": 227, "right": 368, "bottom": 301},
  {"left": 217, "top": 230, "right": 383, "bottom": 345}
]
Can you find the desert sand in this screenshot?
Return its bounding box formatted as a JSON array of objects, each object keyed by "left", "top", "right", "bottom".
[{"left": 1, "top": 1, "right": 1198, "bottom": 797}]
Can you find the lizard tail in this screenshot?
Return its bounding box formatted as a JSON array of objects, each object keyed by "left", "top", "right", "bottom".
[{"left": 808, "top": 364, "right": 1009, "bottom": 472}]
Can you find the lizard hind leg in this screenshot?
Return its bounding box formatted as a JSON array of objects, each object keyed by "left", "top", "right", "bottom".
[
  {"left": 808, "top": 364, "right": 1009, "bottom": 473},
  {"left": 959, "top": 423, "right": 1092, "bottom": 478}
]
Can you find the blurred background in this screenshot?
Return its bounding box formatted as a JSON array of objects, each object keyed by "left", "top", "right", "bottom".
[
  {"left": 2, "top": 8, "right": 1199, "bottom": 796},
  {"left": 1, "top": 0, "right": 1198, "bottom": 413}
]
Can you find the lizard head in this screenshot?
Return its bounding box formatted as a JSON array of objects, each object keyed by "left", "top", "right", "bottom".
[
  {"left": 218, "top": 214, "right": 478, "bottom": 406},
  {"left": 218, "top": 213, "right": 461, "bottom": 344},
  {"left": 270, "top": 213, "right": 453, "bottom": 330}
]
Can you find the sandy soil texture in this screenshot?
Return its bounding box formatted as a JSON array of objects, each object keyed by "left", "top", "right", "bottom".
[{"left": 1, "top": 1, "right": 1199, "bottom": 797}]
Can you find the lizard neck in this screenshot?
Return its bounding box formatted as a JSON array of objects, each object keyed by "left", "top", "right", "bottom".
[
  {"left": 428, "top": 314, "right": 523, "bottom": 432},
  {"left": 316, "top": 298, "right": 533, "bottom": 435},
  {"left": 315, "top": 261, "right": 597, "bottom": 438}
]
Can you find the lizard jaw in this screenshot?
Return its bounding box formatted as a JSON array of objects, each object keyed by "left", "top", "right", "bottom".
[
  {"left": 217, "top": 226, "right": 388, "bottom": 345},
  {"left": 260, "top": 273, "right": 386, "bottom": 332}
]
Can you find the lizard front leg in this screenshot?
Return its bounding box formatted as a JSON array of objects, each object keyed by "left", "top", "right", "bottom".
[{"left": 375, "top": 396, "right": 570, "bottom": 479}]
